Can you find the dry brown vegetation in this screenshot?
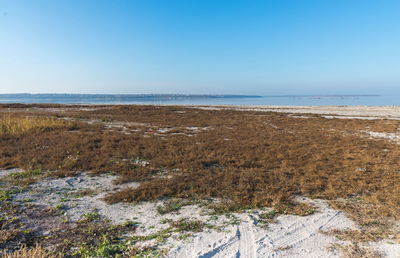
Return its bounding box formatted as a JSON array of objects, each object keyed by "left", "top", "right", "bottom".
[
  {"left": 0, "top": 115, "right": 72, "bottom": 136},
  {"left": 1, "top": 104, "right": 399, "bottom": 244},
  {"left": 339, "top": 243, "right": 383, "bottom": 258},
  {"left": 1, "top": 244, "right": 58, "bottom": 258}
]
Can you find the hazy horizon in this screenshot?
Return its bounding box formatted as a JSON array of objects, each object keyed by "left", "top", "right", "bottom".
[
  {"left": 0, "top": 93, "right": 384, "bottom": 97},
  {"left": 1, "top": 0, "right": 399, "bottom": 95}
]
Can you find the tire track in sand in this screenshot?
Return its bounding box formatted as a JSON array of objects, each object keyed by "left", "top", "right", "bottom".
[{"left": 236, "top": 220, "right": 257, "bottom": 258}]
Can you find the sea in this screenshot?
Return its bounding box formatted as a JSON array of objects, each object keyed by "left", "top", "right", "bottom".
[{"left": 0, "top": 94, "right": 399, "bottom": 106}]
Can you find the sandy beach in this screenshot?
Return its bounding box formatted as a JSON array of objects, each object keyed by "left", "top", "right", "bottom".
[{"left": 197, "top": 105, "right": 400, "bottom": 120}]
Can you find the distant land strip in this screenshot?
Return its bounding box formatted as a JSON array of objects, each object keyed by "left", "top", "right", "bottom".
[
  {"left": 0, "top": 93, "right": 380, "bottom": 100},
  {"left": 0, "top": 93, "right": 262, "bottom": 100}
]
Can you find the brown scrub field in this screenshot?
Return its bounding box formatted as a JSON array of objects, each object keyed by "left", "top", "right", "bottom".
[{"left": 0, "top": 104, "right": 399, "bottom": 257}]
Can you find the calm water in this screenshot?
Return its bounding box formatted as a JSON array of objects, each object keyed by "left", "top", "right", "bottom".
[{"left": 0, "top": 94, "right": 399, "bottom": 106}]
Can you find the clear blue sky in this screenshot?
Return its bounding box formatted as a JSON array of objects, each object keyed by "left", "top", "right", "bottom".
[{"left": 1, "top": 0, "right": 399, "bottom": 95}]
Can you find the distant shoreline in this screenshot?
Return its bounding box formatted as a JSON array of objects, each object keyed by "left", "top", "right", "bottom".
[
  {"left": 0, "top": 93, "right": 380, "bottom": 99},
  {"left": 0, "top": 93, "right": 263, "bottom": 99}
]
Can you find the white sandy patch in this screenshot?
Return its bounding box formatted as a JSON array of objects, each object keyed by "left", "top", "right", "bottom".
[
  {"left": 194, "top": 105, "right": 400, "bottom": 120},
  {"left": 157, "top": 127, "right": 174, "bottom": 133},
  {"left": 148, "top": 126, "right": 213, "bottom": 138},
  {"left": 322, "top": 115, "right": 387, "bottom": 120},
  {"left": 167, "top": 198, "right": 355, "bottom": 258},
  {"left": 363, "top": 131, "right": 400, "bottom": 143},
  {"left": 12, "top": 172, "right": 140, "bottom": 222}
]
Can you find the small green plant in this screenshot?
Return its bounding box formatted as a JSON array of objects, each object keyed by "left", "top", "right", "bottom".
[
  {"left": 223, "top": 214, "right": 242, "bottom": 226},
  {"left": 46, "top": 204, "right": 65, "bottom": 217},
  {"left": 0, "top": 189, "right": 22, "bottom": 201},
  {"left": 160, "top": 218, "right": 172, "bottom": 224},
  {"left": 206, "top": 201, "right": 244, "bottom": 215},
  {"left": 128, "top": 246, "right": 168, "bottom": 257},
  {"left": 20, "top": 198, "right": 34, "bottom": 203},
  {"left": 259, "top": 210, "right": 277, "bottom": 220},
  {"left": 59, "top": 197, "right": 69, "bottom": 203},
  {"left": 73, "top": 234, "right": 127, "bottom": 257},
  {"left": 60, "top": 216, "right": 70, "bottom": 223},
  {"left": 54, "top": 204, "right": 64, "bottom": 210},
  {"left": 8, "top": 216, "right": 19, "bottom": 223},
  {"left": 177, "top": 234, "right": 191, "bottom": 241},
  {"left": 257, "top": 210, "right": 277, "bottom": 227},
  {"left": 170, "top": 218, "right": 205, "bottom": 233},
  {"left": 10, "top": 169, "right": 44, "bottom": 179},
  {"left": 72, "top": 188, "right": 97, "bottom": 198},
  {"left": 5, "top": 169, "right": 46, "bottom": 186},
  {"left": 80, "top": 212, "right": 101, "bottom": 222},
  {"left": 156, "top": 199, "right": 193, "bottom": 215},
  {"left": 130, "top": 228, "right": 172, "bottom": 245},
  {"left": 0, "top": 190, "right": 12, "bottom": 201},
  {"left": 122, "top": 220, "right": 140, "bottom": 228}
]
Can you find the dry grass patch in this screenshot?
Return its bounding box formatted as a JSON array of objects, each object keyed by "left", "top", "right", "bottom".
[
  {"left": 0, "top": 229, "right": 22, "bottom": 246},
  {"left": 0, "top": 115, "right": 72, "bottom": 136},
  {"left": 339, "top": 243, "right": 383, "bottom": 258},
  {"left": 329, "top": 198, "right": 400, "bottom": 242},
  {"left": 1, "top": 244, "right": 59, "bottom": 258}
]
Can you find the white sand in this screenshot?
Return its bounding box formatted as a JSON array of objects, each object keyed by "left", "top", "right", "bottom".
[
  {"left": 196, "top": 105, "right": 400, "bottom": 120},
  {"left": 167, "top": 198, "right": 355, "bottom": 258},
  {"left": 363, "top": 131, "right": 400, "bottom": 143}
]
